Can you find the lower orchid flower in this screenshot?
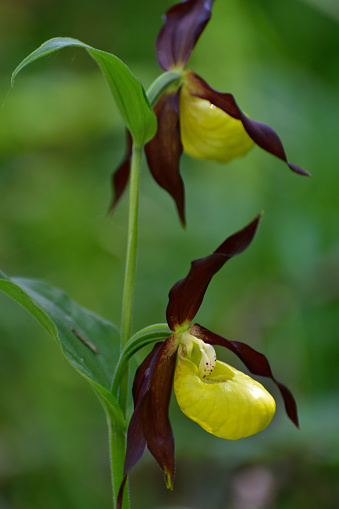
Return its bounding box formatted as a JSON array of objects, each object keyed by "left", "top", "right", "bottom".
[
  {"left": 174, "top": 332, "right": 275, "bottom": 440},
  {"left": 111, "top": 0, "right": 309, "bottom": 225},
  {"left": 117, "top": 214, "right": 299, "bottom": 508}
]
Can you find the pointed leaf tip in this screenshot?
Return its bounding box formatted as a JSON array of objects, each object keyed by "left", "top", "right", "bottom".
[{"left": 12, "top": 37, "right": 156, "bottom": 146}]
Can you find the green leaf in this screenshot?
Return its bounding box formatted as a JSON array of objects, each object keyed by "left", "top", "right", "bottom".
[
  {"left": 11, "top": 37, "right": 157, "bottom": 147},
  {"left": 112, "top": 323, "right": 172, "bottom": 396},
  {"left": 147, "top": 70, "right": 182, "bottom": 108},
  {"left": 123, "top": 322, "right": 171, "bottom": 357},
  {"left": 0, "top": 270, "right": 125, "bottom": 432}
]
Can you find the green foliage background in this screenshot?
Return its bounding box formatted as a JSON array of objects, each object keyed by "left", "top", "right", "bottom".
[{"left": 0, "top": 0, "right": 338, "bottom": 508}]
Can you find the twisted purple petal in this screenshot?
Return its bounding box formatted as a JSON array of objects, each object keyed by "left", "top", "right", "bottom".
[
  {"left": 145, "top": 92, "right": 185, "bottom": 226},
  {"left": 167, "top": 214, "right": 262, "bottom": 330},
  {"left": 156, "top": 0, "right": 215, "bottom": 71},
  {"left": 190, "top": 323, "right": 299, "bottom": 428},
  {"left": 186, "top": 71, "right": 310, "bottom": 177}
]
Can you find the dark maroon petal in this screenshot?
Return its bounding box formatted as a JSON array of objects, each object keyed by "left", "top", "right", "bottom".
[
  {"left": 118, "top": 338, "right": 178, "bottom": 507},
  {"left": 142, "top": 336, "right": 178, "bottom": 489},
  {"left": 166, "top": 214, "right": 261, "bottom": 330},
  {"left": 145, "top": 92, "right": 186, "bottom": 226},
  {"left": 118, "top": 343, "right": 164, "bottom": 509},
  {"left": 132, "top": 342, "right": 163, "bottom": 407},
  {"left": 214, "top": 214, "right": 262, "bottom": 256},
  {"left": 186, "top": 71, "right": 310, "bottom": 177},
  {"left": 108, "top": 131, "right": 133, "bottom": 214},
  {"left": 156, "top": 0, "right": 215, "bottom": 71},
  {"left": 117, "top": 403, "right": 147, "bottom": 509},
  {"left": 190, "top": 323, "right": 299, "bottom": 428},
  {"left": 117, "top": 478, "right": 127, "bottom": 509}
]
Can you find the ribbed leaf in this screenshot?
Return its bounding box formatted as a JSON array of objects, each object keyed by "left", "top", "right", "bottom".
[
  {"left": 0, "top": 271, "right": 125, "bottom": 432},
  {"left": 12, "top": 37, "right": 157, "bottom": 146}
]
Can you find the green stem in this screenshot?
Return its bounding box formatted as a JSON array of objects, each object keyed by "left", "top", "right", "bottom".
[
  {"left": 93, "top": 387, "right": 127, "bottom": 509},
  {"left": 110, "top": 425, "right": 129, "bottom": 509},
  {"left": 109, "top": 142, "right": 142, "bottom": 509},
  {"left": 119, "top": 142, "right": 143, "bottom": 415},
  {"left": 117, "top": 72, "right": 182, "bottom": 411},
  {"left": 110, "top": 71, "right": 181, "bottom": 509}
]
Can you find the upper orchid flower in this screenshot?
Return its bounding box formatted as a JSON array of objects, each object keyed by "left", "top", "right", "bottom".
[
  {"left": 117, "top": 214, "right": 299, "bottom": 508},
  {"left": 111, "top": 0, "right": 309, "bottom": 226}
]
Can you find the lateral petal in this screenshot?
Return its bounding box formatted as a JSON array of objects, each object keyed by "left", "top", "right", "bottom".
[
  {"left": 142, "top": 336, "right": 178, "bottom": 489},
  {"left": 117, "top": 343, "right": 163, "bottom": 509},
  {"left": 190, "top": 323, "right": 299, "bottom": 428},
  {"left": 132, "top": 342, "right": 163, "bottom": 407},
  {"left": 186, "top": 71, "right": 310, "bottom": 177},
  {"left": 145, "top": 92, "right": 186, "bottom": 226},
  {"left": 117, "top": 403, "right": 147, "bottom": 509},
  {"left": 156, "top": 0, "right": 215, "bottom": 71},
  {"left": 166, "top": 214, "right": 261, "bottom": 330}
]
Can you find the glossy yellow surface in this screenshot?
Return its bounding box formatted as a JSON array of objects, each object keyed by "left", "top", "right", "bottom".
[
  {"left": 174, "top": 352, "right": 276, "bottom": 440},
  {"left": 179, "top": 83, "right": 254, "bottom": 163}
]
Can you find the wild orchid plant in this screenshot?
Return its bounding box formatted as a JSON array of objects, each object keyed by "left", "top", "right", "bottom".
[{"left": 1, "top": 1, "right": 307, "bottom": 508}]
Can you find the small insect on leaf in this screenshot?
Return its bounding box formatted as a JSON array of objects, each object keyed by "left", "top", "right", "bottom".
[{"left": 71, "top": 328, "right": 100, "bottom": 354}]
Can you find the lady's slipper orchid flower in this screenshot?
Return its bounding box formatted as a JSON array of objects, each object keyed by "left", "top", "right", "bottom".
[
  {"left": 111, "top": 0, "right": 309, "bottom": 225},
  {"left": 117, "top": 214, "right": 299, "bottom": 508}
]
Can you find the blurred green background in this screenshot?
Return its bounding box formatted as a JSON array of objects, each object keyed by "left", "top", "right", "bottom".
[{"left": 0, "top": 0, "right": 338, "bottom": 508}]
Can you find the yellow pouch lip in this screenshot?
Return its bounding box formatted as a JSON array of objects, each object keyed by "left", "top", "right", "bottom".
[
  {"left": 179, "top": 83, "right": 254, "bottom": 163},
  {"left": 174, "top": 354, "right": 276, "bottom": 440}
]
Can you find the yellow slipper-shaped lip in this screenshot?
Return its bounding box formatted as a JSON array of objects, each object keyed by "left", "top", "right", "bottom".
[
  {"left": 174, "top": 353, "right": 276, "bottom": 440},
  {"left": 180, "top": 81, "right": 254, "bottom": 163}
]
